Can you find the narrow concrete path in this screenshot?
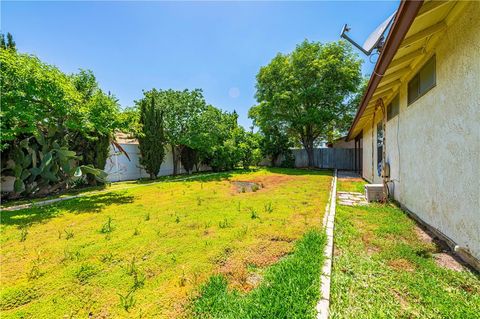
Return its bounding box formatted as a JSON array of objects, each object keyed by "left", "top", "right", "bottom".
[
  {"left": 1, "top": 171, "right": 223, "bottom": 212},
  {"left": 317, "top": 169, "right": 337, "bottom": 319}
]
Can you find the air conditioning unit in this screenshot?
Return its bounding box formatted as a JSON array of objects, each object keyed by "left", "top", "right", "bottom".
[{"left": 365, "top": 184, "right": 385, "bottom": 202}]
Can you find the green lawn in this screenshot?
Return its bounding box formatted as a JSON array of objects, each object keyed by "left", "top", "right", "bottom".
[
  {"left": 331, "top": 179, "right": 480, "bottom": 318},
  {"left": 0, "top": 168, "right": 331, "bottom": 318}
]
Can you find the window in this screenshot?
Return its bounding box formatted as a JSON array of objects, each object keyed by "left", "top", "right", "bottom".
[
  {"left": 387, "top": 95, "right": 399, "bottom": 121},
  {"left": 408, "top": 55, "right": 436, "bottom": 105}
]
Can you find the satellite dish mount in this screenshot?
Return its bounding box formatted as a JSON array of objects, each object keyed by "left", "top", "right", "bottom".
[{"left": 340, "top": 11, "right": 396, "bottom": 56}]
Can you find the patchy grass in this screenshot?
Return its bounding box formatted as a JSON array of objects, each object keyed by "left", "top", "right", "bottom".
[
  {"left": 0, "top": 168, "right": 331, "bottom": 318},
  {"left": 191, "top": 229, "right": 326, "bottom": 319},
  {"left": 330, "top": 179, "right": 480, "bottom": 318},
  {"left": 336, "top": 178, "right": 365, "bottom": 193}
]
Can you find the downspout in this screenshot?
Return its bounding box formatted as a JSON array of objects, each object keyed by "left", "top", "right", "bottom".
[
  {"left": 372, "top": 98, "right": 388, "bottom": 201},
  {"left": 378, "top": 99, "right": 388, "bottom": 201},
  {"left": 371, "top": 109, "right": 376, "bottom": 182}
]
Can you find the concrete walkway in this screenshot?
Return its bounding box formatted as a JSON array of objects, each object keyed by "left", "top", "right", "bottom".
[{"left": 317, "top": 169, "right": 337, "bottom": 319}]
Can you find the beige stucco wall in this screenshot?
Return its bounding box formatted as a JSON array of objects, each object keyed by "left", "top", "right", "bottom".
[{"left": 362, "top": 2, "right": 480, "bottom": 259}]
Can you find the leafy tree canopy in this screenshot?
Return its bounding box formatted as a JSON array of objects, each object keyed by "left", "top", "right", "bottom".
[{"left": 254, "top": 40, "right": 363, "bottom": 166}]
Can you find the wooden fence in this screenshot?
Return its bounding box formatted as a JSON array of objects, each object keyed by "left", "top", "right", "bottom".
[{"left": 272, "top": 148, "right": 355, "bottom": 170}]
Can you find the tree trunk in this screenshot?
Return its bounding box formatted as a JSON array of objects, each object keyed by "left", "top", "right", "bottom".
[
  {"left": 303, "top": 138, "right": 315, "bottom": 168},
  {"left": 171, "top": 144, "right": 178, "bottom": 175},
  {"left": 271, "top": 154, "right": 278, "bottom": 167}
]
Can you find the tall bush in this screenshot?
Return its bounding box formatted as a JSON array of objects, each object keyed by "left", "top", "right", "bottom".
[{"left": 137, "top": 95, "right": 166, "bottom": 179}]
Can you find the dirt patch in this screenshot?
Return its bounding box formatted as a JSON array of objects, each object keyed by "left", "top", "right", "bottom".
[
  {"left": 414, "top": 225, "right": 434, "bottom": 244},
  {"left": 231, "top": 175, "right": 298, "bottom": 194},
  {"left": 391, "top": 289, "right": 409, "bottom": 310},
  {"left": 252, "top": 175, "right": 297, "bottom": 187},
  {"left": 231, "top": 181, "right": 262, "bottom": 193},
  {"left": 366, "top": 245, "right": 381, "bottom": 256},
  {"left": 434, "top": 253, "right": 464, "bottom": 272},
  {"left": 387, "top": 258, "right": 415, "bottom": 272},
  {"left": 218, "top": 240, "right": 292, "bottom": 291}
]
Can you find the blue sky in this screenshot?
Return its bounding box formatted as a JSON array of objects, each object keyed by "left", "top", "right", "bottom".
[{"left": 2, "top": 1, "right": 399, "bottom": 129}]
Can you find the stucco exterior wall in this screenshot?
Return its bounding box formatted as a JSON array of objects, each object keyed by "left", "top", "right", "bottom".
[{"left": 362, "top": 3, "right": 480, "bottom": 259}]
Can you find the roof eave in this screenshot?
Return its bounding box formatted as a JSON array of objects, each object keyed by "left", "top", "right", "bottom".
[{"left": 346, "top": 0, "right": 424, "bottom": 141}]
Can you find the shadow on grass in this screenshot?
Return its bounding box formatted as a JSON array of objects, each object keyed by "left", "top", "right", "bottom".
[
  {"left": 1, "top": 192, "right": 134, "bottom": 227},
  {"left": 264, "top": 167, "right": 332, "bottom": 176}
]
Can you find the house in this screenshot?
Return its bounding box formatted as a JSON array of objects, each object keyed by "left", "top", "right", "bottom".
[
  {"left": 326, "top": 136, "right": 355, "bottom": 149},
  {"left": 346, "top": 0, "right": 480, "bottom": 266}
]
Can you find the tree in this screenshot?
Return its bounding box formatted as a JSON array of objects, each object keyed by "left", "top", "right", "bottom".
[
  {"left": 0, "top": 49, "right": 108, "bottom": 197},
  {"left": 254, "top": 40, "right": 362, "bottom": 167},
  {"left": 157, "top": 89, "right": 207, "bottom": 175},
  {"left": 70, "top": 70, "right": 122, "bottom": 184},
  {"left": 0, "top": 49, "right": 82, "bottom": 151},
  {"left": 137, "top": 94, "right": 166, "bottom": 179},
  {"left": 249, "top": 104, "right": 293, "bottom": 166},
  {"left": 0, "top": 32, "right": 16, "bottom": 51}
]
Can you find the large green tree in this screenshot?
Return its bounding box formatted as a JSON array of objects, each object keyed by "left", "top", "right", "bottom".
[
  {"left": 254, "top": 40, "right": 362, "bottom": 166},
  {"left": 162, "top": 89, "right": 207, "bottom": 175},
  {"left": 0, "top": 48, "right": 108, "bottom": 197}
]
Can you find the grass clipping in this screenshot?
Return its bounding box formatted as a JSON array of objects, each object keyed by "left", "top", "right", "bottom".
[{"left": 191, "top": 229, "right": 326, "bottom": 318}]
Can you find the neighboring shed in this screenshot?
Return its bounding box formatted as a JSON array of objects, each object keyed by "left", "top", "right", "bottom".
[
  {"left": 327, "top": 136, "right": 355, "bottom": 149},
  {"left": 347, "top": 0, "right": 480, "bottom": 266},
  {"left": 104, "top": 133, "right": 210, "bottom": 182}
]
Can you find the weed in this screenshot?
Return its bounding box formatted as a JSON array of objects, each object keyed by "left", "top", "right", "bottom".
[
  {"left": 61, "top": 248, "right": 81, "bottom": 263},
  {"left": 125, "top": 257, "right": 137, "bottom": 276},
  {"left": 264, "top": 202, "right": 273, "bottom": 213},
  {"left": 58, "top": 230, "right": 62, "bottom": 239},
  {"left": 144, "top": 213, "right": 150, "bottom": 221},
  {"left": 133, "top": 228, "right": 140, "bottom": 236},
  {"left": 19, "top": 226, "right": 28, "bottom": 242},
  {"left": 241, "top": 187, "right": 246, "bottom": 193},
  {"left": 238, "top": 225, "right": 248, "bottom": 237},
  {"left": 118, "top": 291, "right": 136, "bottom": 312},
  {"left": 75, "top": 264, "right": 97, "bottom": 284},
  {"left": 237, "top": 201, "right": 241, "bottom": 212},
  {"left": 219, "top": 218, "right": 230, "bottom": 229},
  {"left": 100, "top": 217, "right": 113, "bottom": 234},
  {"left": 132, "top": 270, "right": 146, "bottom": 290},
  {"left": 64, "top": 229, "right": 74, "bottom": 240},
  {"left": 27, "top": 264, "right": 41, "bottom": 281},
  {"left": 27, "top": 253, "right": 42, "bottom": 280},
  {"left": 100, "top": 253, "right": 114, "bottom": 263},
  {"left": 197, "top": 197, "right": 202, "bottom": 206},
  {"left": 179, "top": 270, "right": 187, "bottom": 287},
  {"left": 170, "top": 254, "right": 177, "bottom": 264},
  {"left": 251, "top": 184, "right": 260, "bottom": 192},
  {"left": 249, "top": 208, "right": 259, "bottom": 219},
  {"left": 175, "top": 216, "right": 180, "bottom": 223}
]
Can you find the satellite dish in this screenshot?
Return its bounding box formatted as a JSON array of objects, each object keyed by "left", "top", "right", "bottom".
[{"left": 340, "top": 11, "right": 397, "bottom": 56}]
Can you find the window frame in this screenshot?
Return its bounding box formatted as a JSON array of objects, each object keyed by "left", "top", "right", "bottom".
[
  {"left": 387, "top": 95, "right": 400, "bottom": 121},
  {"left": 408, "top": 55, "right": 436, "bottom": 105}
]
